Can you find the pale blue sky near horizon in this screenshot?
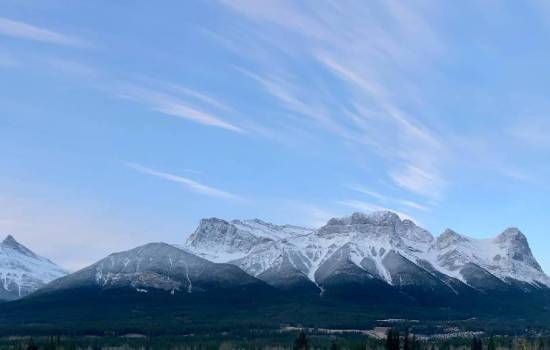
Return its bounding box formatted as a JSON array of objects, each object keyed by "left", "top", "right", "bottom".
[{"left": 2, "top": 1, "right": 550, "bottom": 271}]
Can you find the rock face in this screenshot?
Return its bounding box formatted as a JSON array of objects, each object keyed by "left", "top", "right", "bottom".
[
  {"left": 0, "top": 235, "right": 67, "bottom": 300},
  {"left": 185, "top": 218, "right": 312, "bottom": 262},
  {"left": 183, "top": 211, "right": 550, "bottom": 300},
  {"left": 38, "top": 242, "right": 270, "bottom": 296},
  {"left": 433, "top": 226, "right": 548, "bottom": 288}
]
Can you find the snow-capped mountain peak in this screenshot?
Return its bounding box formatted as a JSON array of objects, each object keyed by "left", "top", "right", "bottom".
[
  {"left": 493, "top": 227, "right": 543, "bottom": 272},
  {"left": 0, "top": 235, "right": 68, "bottom": 300},
  {"left": 318, "top": 211, "right": 433, "bottom": 247},
  {"left": 435, "top": 229, "right": 468, "bottom": 250},
  {"left": 431, "top": 227, "right": 548, "bottom": 287},
  {"left": 2, "top": 235, "right": 40, "bottom": 259},
  {"left": 323, "top": 211, "right": 401, "bottom": 227},
  {"left": 184, "top": 217, "right": 313, "bottom": 263}
]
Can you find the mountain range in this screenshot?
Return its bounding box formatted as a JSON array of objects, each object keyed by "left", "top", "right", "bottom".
[
  {"left": 1, "top": 211, "right": 549, "bottom": 333},
  {"left": 182, "top": 212, "right": 549, "bottom": 297}
]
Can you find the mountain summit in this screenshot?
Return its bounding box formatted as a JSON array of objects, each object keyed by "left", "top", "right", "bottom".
[
  {"left": 2, "top": 235, "right": 39, "bottom": 259},
  {"left": 185, "top": 217, "right": 313, "bottom": 263},
  {"left": 0, "top": 235, "right": 68, "bottom": 300}
]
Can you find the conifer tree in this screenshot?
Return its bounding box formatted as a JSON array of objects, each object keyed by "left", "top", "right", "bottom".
[
  {"left": 404, "top": 330, "right": 410, "bottom": 350},
  {"left": 386, "top": 329, "right": 400, "bottom": 350},
  {"left": 471, "top": 338, "right": 483, "bottom": 350},
  {"left": 294, "top": 330, "right": 309, "bottom": 350},
  {"left": 26, "top": 339, "right": 38, "bottom": 350},
  {"left": 386, "top": 329, "right": 394, "bottom": 350},
  {"left": 411, "top": 335, "right": 418, "bottom": 350},
  {"left": 488, "top": 336, "right": 496, "bottom": 350}
]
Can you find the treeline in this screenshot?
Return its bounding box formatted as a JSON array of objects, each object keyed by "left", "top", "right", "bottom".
[
  {"left": 0, "top": 331, "right": 381, "bottom": 350},
  {"left": 1, "top": 331, "right": 550, "bottom": 350}
]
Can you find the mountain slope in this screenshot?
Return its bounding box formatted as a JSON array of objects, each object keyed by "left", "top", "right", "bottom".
[
  {"left": 0, "top": 235, "right": 67, "bottom": 301},
  {"left": 36, "top": 242, "right": 271, "bottom": 297},
  {"left": 184, "top": 218, "right": 313, "bottom": 263}
]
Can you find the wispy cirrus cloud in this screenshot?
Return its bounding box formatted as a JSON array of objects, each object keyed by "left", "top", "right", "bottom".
[
  {"left": 116, "top": 77, "right": 313, "bottom": 145},
  {"left": 46, "top": 58, "right": 98, "bottom": 78},
  {"left": 126, "top": 163, "right": 245, "bottom": 201},
  {"left": 116, "top": 84, "right": 244, "bottom": 133},
  {"left": 218, "top": 0, "right": 449, "bottom": 201},
  {"left": 348, "top": 184, "right": 430, "bottom": 212},
  {"left": 0, "top": 17, "right": 91, "bottom": 48},
  {"left": 389, "top": 164, "right": 446, "bottom": 202},
  {"left": 161, "top": 83, "right": 234, "bottom": 114}
]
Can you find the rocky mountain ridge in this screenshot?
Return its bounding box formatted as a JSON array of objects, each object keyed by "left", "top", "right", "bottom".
[{"left": 183, "top": 211, "right": 549, "bottom": 295}]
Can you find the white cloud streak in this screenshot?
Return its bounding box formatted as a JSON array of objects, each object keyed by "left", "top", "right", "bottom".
[
  {"left": 47, "top": 58, "right": 98, "bottom": 78},
  {"left": 126, "top": 163, "right": 245, "bottom": 201},
  {"left": 166, "top": 85, "right": 234, "bottom": 113},
  {"left": 349, "top": 184, "right": 430, "bottom": 211},
  {"left": 117, "top": 85, "right": 244, "bottom": 133},
  {"left": 0, "top": 17, "right": 90, "bottom": 47}
]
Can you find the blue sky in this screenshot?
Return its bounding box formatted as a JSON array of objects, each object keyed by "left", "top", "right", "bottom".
[{"left": 1, "top": 1, "right": 550, "bottom": 271}]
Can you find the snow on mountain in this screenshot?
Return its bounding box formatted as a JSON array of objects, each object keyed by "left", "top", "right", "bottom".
[
  {"left": 312, "top": 212, "right": 434, "bottom": 285},
  {"left": 183, "top": 211, "right": 550, "bottom": 292},
  {"left": 39, "top": 242, "right": 268, "bottom": 295},
  {"left": 184, "top": 211, "right": 438, "bottom": 289},
  {"left": 430, "top": 227, "right": 550, "bottom": 287},
  {"left": 0, "top": 235, "right": 68, "bottom": 300},
  {"left": 183, "top": 218, "right": 313, "bottom": 263}
]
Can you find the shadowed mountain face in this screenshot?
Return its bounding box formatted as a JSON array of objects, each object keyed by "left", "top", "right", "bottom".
[
  {"left": 36, "top": 242, "right": 272, "bottom": 298},
  {"left": 0, "top": 235, "right": 67, "bottom": 301}
]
